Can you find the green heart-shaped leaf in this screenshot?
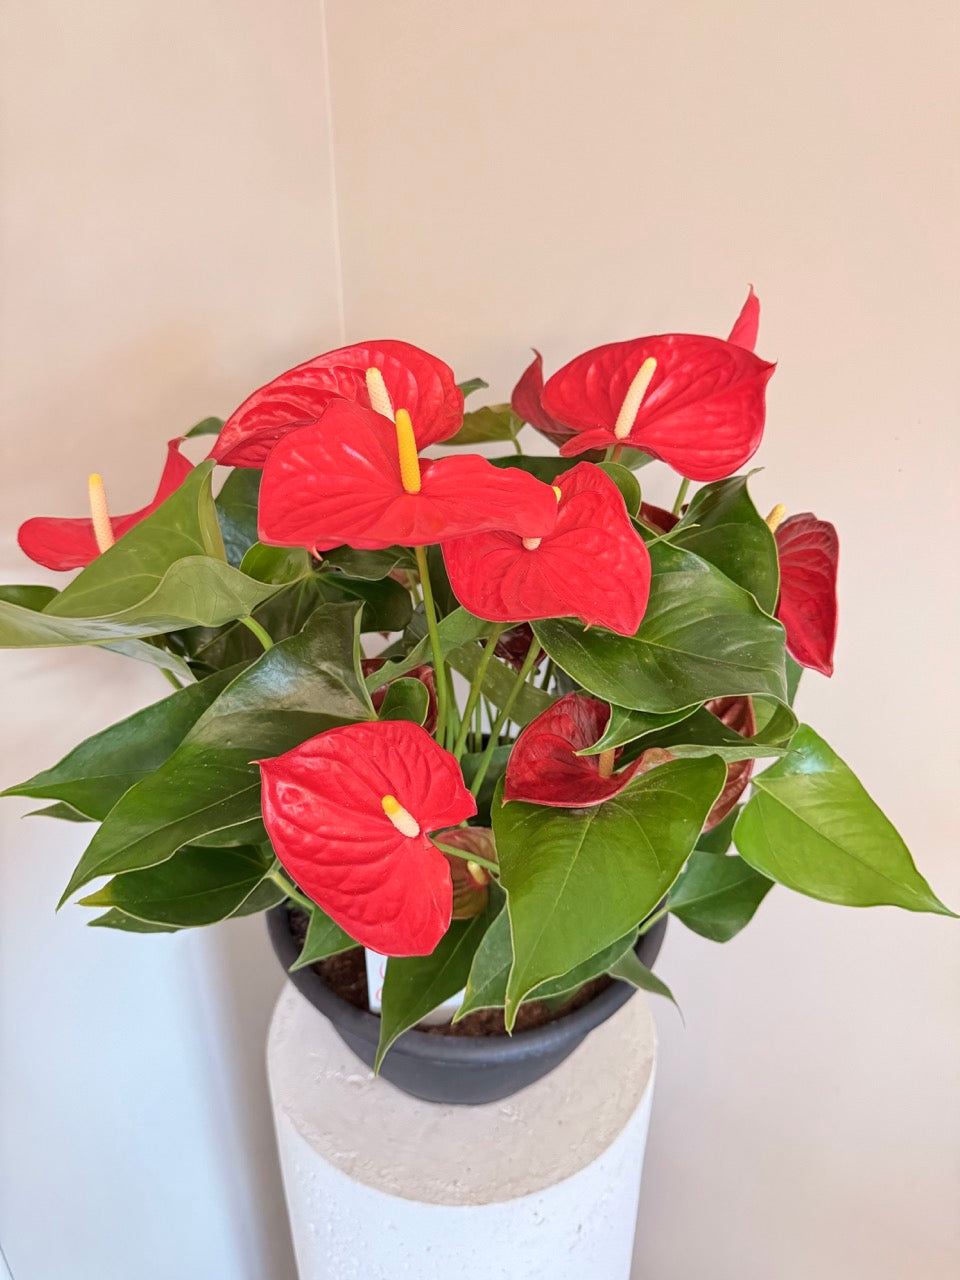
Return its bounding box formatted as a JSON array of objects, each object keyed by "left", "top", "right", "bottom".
[
  {"left": 734, "top": 726, "right": 955, "bottom": 915},
  {"left": 289, "top": 905, "right": 355, "bottom": 970},
  {"left": 494, "top": 756, "right": 726, "bottom": 1027},
  {"left": 534, "top": 541, "right": 787, "bottom": 713},
  {"left": 79, "top": 843, "right": 277, "bottom": 927},
  {"left": 3, "top": 665, "right": 241, "bottom": 818},
  {"left": 446, "top": 404, "right": 521, "bottom": 446}
]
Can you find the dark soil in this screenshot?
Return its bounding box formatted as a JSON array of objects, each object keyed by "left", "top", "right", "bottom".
[{"left": 288, "top": 907, "right": 611, "bottom": 1037}]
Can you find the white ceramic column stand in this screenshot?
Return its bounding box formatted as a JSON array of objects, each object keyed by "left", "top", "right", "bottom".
[{"left": 267, "top": 983, "right": 658, "bottom": 1280}]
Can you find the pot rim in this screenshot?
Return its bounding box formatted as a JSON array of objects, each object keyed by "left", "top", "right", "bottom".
[{"left": 267, "top": 903, "right": 667, "bottom": 1065}]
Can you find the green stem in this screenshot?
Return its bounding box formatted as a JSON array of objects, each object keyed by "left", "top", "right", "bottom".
[
  {"left": 638, "top": 904, "right": 669, "bottom": 935},
  {"left": 268, "top": 866, "right": 315, "bottom": 913},
  {"left": 238, "top": 614, "right": 274, "bottom": 651},
  {"left": 159, "top": 667, "right": 184, "bottom": 691},
  {"left": 414, "top": 545, "right": 450, "bottom": 747},
  {"left": 609, "top": 444, "right": 624, "bottom": 465},
  {"left": 452, "top": 625, "right": 504, "bottom": 759},
  {"left": 433, "top": 840, "right": 500, "bottom": 877},
  {"left": 671, "top": 477, "right": 691, "bottom": 516},
  {"left": 469, "top": 635, "right": 541, "bottom": 796}
]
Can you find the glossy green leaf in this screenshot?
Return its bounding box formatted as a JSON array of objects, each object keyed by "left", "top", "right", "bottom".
[
  {"left": 215, "top": 467, "right": 261, "bottom": 567},
  {"left": 79, "top": 844, "right": 275, "bottom": 927},
  {"left": 581, "top": 704, "right": 701, "bottom": 754},
  {"left": 608, "top": 948, "right": 677, "bottom": 1005},
  {"left": 0, "top": 584, "right": 57, "bottom": 610},
  {"left": 734, "top": 726, "right": 954, "bottom": 915},
  {"left": 60, "top": 604, "right": 374, "bottom": 903},
  {"left": 3, "top": 665, "right": 240, "bottom": 818},
  {"left": 446, "top": 404, "right": 521, "bottom": 446},
  {"left": 240, "top": 543, "right": 312, "bottom": 585},
  {"left": 324, "top": 573, "right": 412, "bottom": 633},
  {"left": 597, "top": 462, "right": 641, "bottom": 516},
  {"left": 377, "top": 677, "right": 430, "bottom": 725},
  {"left": 289, "top": 905, "right": 355, "bottom": 970},
  {"left": 456, "top": 908, "right": 637, "bottom": 1020},
  {"left": 375, "top": 911, "right": 493, "bottom": 1070},
  {"left": 185, "top": 415, "right": 225, "bottom": 438},
  {"left": 321, "top": 546, "right": 415, "bottom": 581},
  {"left": 534, "top": 541, "right": 788, "bottom": 713},
  {"left": 618, "top": 700, "right": 797, "bottom": 764},
  {"left": 785, "top": 654, "right": 804, "bottom": 706},
  {"left": 495, "top": 757, "right": 726, "bottom": 1027},
  {"left": 671, "top": 474, "right": 779, "bottom": 613},
  {"left": 667, "top": 850, "right": 773, "bottom": 942},
  {"left": 88, "top": 908, "right": 179, "bottom": 933},
  {"left": 230, "top": 877, "right": 286, "bottom": 917},
  {"left": 366, "top": 608, "right": 492, "bottom": 688}
]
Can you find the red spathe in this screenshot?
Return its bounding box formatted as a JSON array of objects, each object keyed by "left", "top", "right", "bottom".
[
  {"left": 259, "top": 720, "right": 477, "bottom": 957},
  {"left": 775, "top": 513, "right": 839, "bottom": 676},
  {"left": 17, "top": 438, "right": 193, "bottom": 571},
  {"left": 442, "top": 462, "right": 650, "bottom": 634},
  {"left": 212, "top": 339, "right": 464, "bottom": 468}
]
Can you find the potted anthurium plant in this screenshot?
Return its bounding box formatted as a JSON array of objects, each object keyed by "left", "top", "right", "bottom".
[{"left": 2, "top": 291, "right": 952, "bottom": 1107}]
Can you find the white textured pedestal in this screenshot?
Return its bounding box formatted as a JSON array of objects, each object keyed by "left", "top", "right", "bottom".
[{"left": 267, "top": 983, "right": 657, "bottom": 1280}]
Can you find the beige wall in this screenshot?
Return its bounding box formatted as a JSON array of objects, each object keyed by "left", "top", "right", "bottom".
[
  {"left": 2, "top": 2, "right": 958, "bottom": 1277},
  {"left": 325, "top": 3, "right": 960, "bottom": 1276}
]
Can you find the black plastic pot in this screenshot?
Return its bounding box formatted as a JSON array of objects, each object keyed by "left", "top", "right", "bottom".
[{"left": 267, "top": 904, "right": 667, "bottom": 1106}]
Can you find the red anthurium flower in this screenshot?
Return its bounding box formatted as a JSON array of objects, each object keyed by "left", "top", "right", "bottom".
[
  {"left": 439, "top": 826, "right": 497, "bottom": 920},
  {"left": 442, "top": 462, "right": 650, "bottom": 635},
  {"left": 494, "top": 623, "right": 544, "bottom": 671},
  {"left": 258, "top": 400, "right": 559, "bottom": 552},
  {"left": 211, "top": 340, "right": 464, "bottom": 468},
  {"left": 361, "top": 657, "right": 438, "bottom": 734},
  {"left": 774, "top": 513, "right": 839, "bottom": 676},
  {"left": 259, "top": 720, "right": 477, "bottom": 956},
  {"left": 541, "top": 305, "right": 775, "bottom": 482},
  {"left": 504, "top": 693, "right": 642, "bottom": 808},
  {"left": 17, "top": 438, "right": 193, "bottom": 571}
]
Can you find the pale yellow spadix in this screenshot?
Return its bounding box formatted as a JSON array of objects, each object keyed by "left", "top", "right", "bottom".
[
  {"left": 521, "top": 536, "right": 542, "bottom": 551},
  {"left": 87, "top": 473, "right": 115, "bottom": 553},
  {"left": 613, "top": 356, "right": 657, "bottom": 440},
  {"left": 765, "top": 503, "right": 787, "bottom": 533},
  {"left": 381, "top": 793, "right": 420, "bottom": 837},
  {"left": 394, "top": 409, "right": 422, "bottom": 494},
  {"left": 365, "top": 366, "right": 395, "bottom": 420}
]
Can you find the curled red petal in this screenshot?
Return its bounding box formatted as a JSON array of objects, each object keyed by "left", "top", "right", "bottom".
[
  {"left": 545, "top": 333, "right": 775, "bottom": 481},
  {"left": 439, "top": 826, "right": 496, "bottom": 919},
  {"left": 638, "top": 501, "right": 679, "bottom": 534},
  {"left": 259, "top": 720, "right": 476, "bottom": 956},
  {"left": 504, "top": 692, "right": 641, "bottom": 808},
  {"left": 775, "top": 513, "right": 839, "bottom": 676},
  {"left": 211, "top": 339, "right": 464, "bottom": 467},
  {"left": 17, "top": 438, "right": 193, "bottom": 571},
  {"left": 511, "top": 350, "right": 576, "bottom": 447},
  {"left": 701, "top": 696, "right": 757, "bottom": 830},
  {"left": 442, "top": 462, "right": 650, "bottom": 635},
  {"left": 727, "top": 286, "right": 760, "bottom": 353},
  {"left": 258, "top": 402, "right": 559, "bottom": 551}
]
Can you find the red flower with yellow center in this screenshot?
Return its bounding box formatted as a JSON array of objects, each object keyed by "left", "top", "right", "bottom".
[
  {"left": 259, "top": 720, "right": 477, "bottom": 956},
  {"left": 257, "top": 398, "right": 559, "bottom": 551},
  {"left": 540, "top": 295, "right": 774, "bottom": 480},
  {"left": 17, "top": 438, "right": 193, "bottom": 571},
  {"left": 441, "top": 462, "right": 650, "bottom": 635},
  {"left": 211, "top": 340, "right": 464, "bottom": 468}
]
